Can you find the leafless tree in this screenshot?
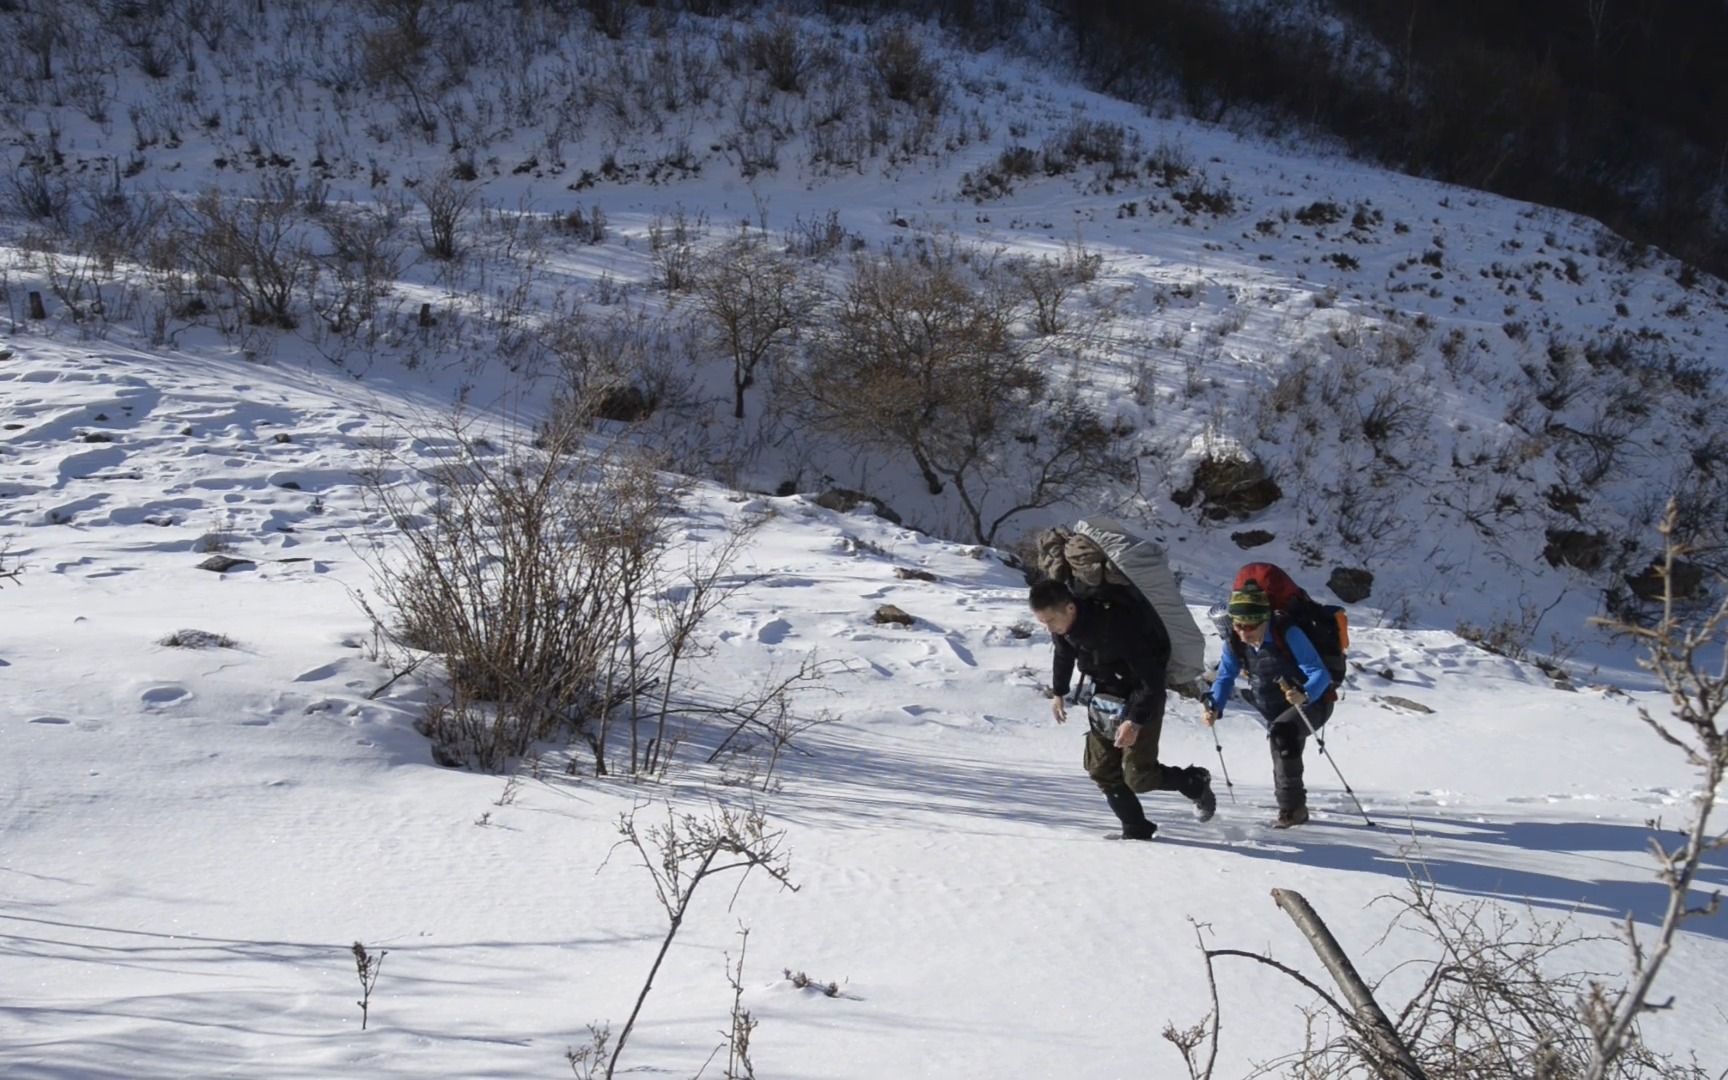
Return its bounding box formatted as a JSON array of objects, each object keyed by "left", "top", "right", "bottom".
[
  {"left": 791, "top": 251, "right": 1124, "bottom": 543},
  {"left": 690, "top": 234, "right": 814, "bottom": 420}
]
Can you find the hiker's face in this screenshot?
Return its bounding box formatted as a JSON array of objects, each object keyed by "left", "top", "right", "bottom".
[
  {"left": 1035, "top": 602, "right": 1078, "bottom": 636},
  {"left": 1234, "top": 619, "right": 1268, "bottom": 647}
]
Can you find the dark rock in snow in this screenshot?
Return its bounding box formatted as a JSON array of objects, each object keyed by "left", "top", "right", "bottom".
[
  {"left": 873, "top": 604, "right": 916, "bottom": 626},
  {"left": 1173, "top": 454, "right": 1281, "bottom": 520},
  {"left": 814, "top": 488, "right": 903, "bottom": 525},
  {"left": 1231, "top": 529, "right": 1275, "bottom": 549},
  {"left": 595, "top": 383, "right": 655, "bottom": 422},
  {"left": 1327, "top": 566, "right": 1373, "bottom": 603},
  {"left": 197, "top": 555, "right": 256, "bottom": 573},
  {"left": 894, "top": 567, "right": 938, "bottom": 582},
  {"left": 1543, "top": 528, "right": 1608, "bottom": 571}
]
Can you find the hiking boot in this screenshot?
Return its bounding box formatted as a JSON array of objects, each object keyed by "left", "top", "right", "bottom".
[
  {"left": 1273, "top": 805, "right": 1310, "bottom": 830},
  {"left": 1190, "top": 767, "right": 1217, "bottom": 823},
  {"left": 1115, "top": 821, "right": 1158, "bottom": 841}
]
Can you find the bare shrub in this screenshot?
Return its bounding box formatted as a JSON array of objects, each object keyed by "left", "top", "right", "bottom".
[
  {"left": 647, "top": 206, "right": 706, "bottom": 293},
  {"left": 552, "top": 204, "right": 607, "bottom": 244},
  {"left": 355, "top": 412, "right": 677, "bottom": 771},
  {"left": 579, "top": 804, "right": 797, "bottom": 1080},
  {"left": 1042, "top": 118, "right": 1137, "bottom": 177},
  {"left": 1358, "top": 385, "right": 1431, "bottom": 454},
  {"left": 314, "top": 203, "right": 407, "bottom": 334},
  {"left": 414, "top": 171, "right": 475, "bottom": 261},
  {"left": 180, "top": 183, "right": 310, "bottom": 329},
  {"left": 540, "top": 306, "right": 694, "bottom": 426},
  {"left": 1146, "top": 137, "right": 1193, "bottom": 185},
  {"left": 868, "top": 25, "right": 942, "bottom": 112},
  {"left": 360, "top": 0, "right": 436, "bottom": 134},
  {"left": 583, "top": 0, "right": 631, "bottom": 40},
  {"left": 6, "top": 162, "right": 70, "bottom": 225},
  {"left": 691, "top": 235, "right": 815, "bottom": 419},
  {"left": 746, "top": 18, "right": 808, "bottom": 93},
  {"left": 159, "top": 629, "right": 236, "bottom": 649},
  {"left": 19, "top": 4, "right": 67, "bottom": 81},
  {"left": 790, "top": 251, "right": 1125, "bottom": 543},
  {"left": 784, "top": 209, "right": 854, "bottom": 259},
  {"left": 1010, "top": 243, "right": 1103, "bottom": 336},
  {"left": 72, "top": 174, "right": 167, "bottom": 268}
]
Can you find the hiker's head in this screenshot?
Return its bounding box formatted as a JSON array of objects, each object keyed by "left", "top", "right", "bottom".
[
  {"left": 1029, "top": 579, "right": 1078, "bottom": 635},
  {"left": 1228, "top": 584, "right": 1271, "bottom": 644}
]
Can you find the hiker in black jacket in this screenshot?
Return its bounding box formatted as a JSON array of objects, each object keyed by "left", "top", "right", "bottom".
[{"left": 1030, "top": 579, "right": 1216, "bottom": 839}]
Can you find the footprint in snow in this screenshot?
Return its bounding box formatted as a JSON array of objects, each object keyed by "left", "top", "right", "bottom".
[
  {"left": 141, "top": 685, "right": 190, "bottom": 708},
  {"left": 756, "top": 618, "right": 793, "bottom": 644}
]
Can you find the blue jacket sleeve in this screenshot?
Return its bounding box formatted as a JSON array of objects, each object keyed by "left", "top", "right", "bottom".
[
  {"left": 1207, "top": 642, "right": 1240, "bottom": 715},
  {"left": 1282, "top": 626, "right": 1332, "bottom": 703}
]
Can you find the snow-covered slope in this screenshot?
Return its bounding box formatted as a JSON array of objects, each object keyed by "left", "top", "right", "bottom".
[
  {"left": 2, "top": 338, "right": 1724, "bottom": 1076},
  {"left": 3, "top": 2, "right": 1724, "bottom": 667},
  {"left": 3, "top": 4, "right": 1727, "bottom": 1075}
]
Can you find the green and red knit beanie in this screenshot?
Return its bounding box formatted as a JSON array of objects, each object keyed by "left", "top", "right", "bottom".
[{"left": 1227, "top": 583, "right": 1271, "bottom": 623}]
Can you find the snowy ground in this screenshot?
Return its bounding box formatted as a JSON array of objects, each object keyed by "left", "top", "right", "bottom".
[
  {"left": 3, "top": 6, "right": 1727, "bottom": 1075},
  {"left": 2, "top": 339, "right": 1725, "bottom": 1078}
]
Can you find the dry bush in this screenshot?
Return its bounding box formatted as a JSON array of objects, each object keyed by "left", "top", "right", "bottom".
[
  {"left": 0, "top": 542, "right": 21, "bottom": 589},
  {"left": 414, "top": 171, "right": 475, "bottom": 261},
  {"left": 578, "top": 803, "right": 797, "bottom": 1080},
  {"left": 72, "top": 175, "right": 167, "bottom": 269},
  {"left": 868, "top": 24, "right": 943, "bottom": 112},
  {"left": 690, "top": 234, "right": 815, "bottom": 419},
  {"left": 790, "top": 250, "right": 1124, "bottom": 543},
  {"left": 648, "top": 206, "right": 706, "bottom": 293},
  {"left": 180, "top": 183, "right": 311, "bottom": 329},
  {"left": 356, "top": 410, "right": 677, "bottom": 772},
  {"left": 314, "top": 203, "right": 407, "bottom": 334},
  {"left": 1041, "top": 118, "right": 1139, "bottom": 178},
  {"left": 1010, "top": 242, "right": 1103, "bottom": 336},
  {"left": 540, "top": 306, "right": 694, "bottom": 426},
  {"left": 746, "top": 17, "right": 809, "bottom": 93},
  {"left": 1357, "top": 385, "right": 1432, "bottom": 455},
  {"left": 5, "top": 161, "right": 71, "bottom": 225},
  {"left": 552, "top": 204, "right": 607, "bottom": 245},
  {"left": 783, "top": 209, "right": 855, "bottom": 259}
]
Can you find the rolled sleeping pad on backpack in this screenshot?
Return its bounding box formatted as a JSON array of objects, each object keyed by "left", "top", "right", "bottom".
[{"left": 1073, "top": 516, "right": 1207, "bottom": 686}]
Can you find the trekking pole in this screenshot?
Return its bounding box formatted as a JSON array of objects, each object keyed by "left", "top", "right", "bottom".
[
  {"left": 1278, "top": 678, "right": 1375, "bottom": 827},
  {"left": 1202, "top": 705, "right": 1237, "bottom": 804}
]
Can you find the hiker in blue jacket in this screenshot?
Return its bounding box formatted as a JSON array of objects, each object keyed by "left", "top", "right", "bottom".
[{"left": 1203, "top": 582, "right": 1333, "bottom": 828}]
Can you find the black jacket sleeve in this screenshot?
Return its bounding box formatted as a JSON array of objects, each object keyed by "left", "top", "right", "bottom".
[{"left": 1052, "top": 633, "right": 1076, "bottom": 697}]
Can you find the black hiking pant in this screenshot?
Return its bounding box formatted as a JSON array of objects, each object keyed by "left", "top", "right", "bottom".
[{"left": 1263, "top": 699, "right": 1332, "bottom": 813}]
